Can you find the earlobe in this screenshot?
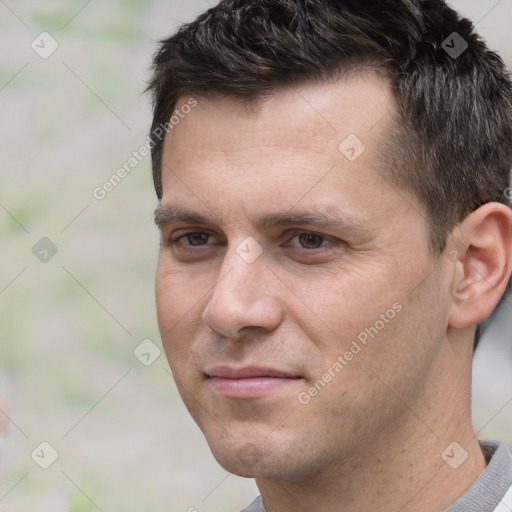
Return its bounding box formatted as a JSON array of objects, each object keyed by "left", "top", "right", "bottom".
[{"left": 447, "top": 203, "right": 512, "bottom": 329}]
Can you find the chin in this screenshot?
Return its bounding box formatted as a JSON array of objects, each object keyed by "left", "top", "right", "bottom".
[
  {"left": 208, "top": 440, "right": 269, "bottom": 477},
  {"left": 208, "top": 438, "right": 324, "bottom": 482}
]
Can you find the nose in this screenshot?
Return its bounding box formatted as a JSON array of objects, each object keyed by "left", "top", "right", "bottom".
[{"left": 201, "top": 246, "right": 284, "bottom": 339}]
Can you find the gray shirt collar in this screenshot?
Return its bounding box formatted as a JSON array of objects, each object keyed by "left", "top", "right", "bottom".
[{"left": 444, "top": 440, "right": 512, "bottom": 512}]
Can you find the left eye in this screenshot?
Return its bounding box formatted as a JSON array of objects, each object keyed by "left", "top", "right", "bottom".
[{"left": 289, "top": 233, "right": 330, "bottom": 249}]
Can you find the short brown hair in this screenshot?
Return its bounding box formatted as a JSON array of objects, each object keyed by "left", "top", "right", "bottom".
[
  {"left": 147, "top": 0, "right": 512, "bottom": 254},
  {"left": 147, "top": 0, "right": 512, "bottom": 345}
]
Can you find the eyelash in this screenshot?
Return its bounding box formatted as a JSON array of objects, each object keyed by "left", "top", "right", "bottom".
[{"left": 167, "top": 231, "right": 334, "bottom": 250}]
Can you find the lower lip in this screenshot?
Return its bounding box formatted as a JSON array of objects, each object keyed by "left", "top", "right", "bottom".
[{"left": 208, "top": 376, "right": 299, "bottom": 399}]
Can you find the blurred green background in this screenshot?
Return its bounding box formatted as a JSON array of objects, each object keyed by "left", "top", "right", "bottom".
[{"left": 0, "top": 1, "right": 511, "bottom": 510}]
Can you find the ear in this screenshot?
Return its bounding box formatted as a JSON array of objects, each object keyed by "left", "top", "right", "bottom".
[{"left": 447, "top": 202, "right": 512, "bottom": 328}]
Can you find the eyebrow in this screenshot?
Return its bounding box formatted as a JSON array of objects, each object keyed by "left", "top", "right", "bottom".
[{"left": 154, "top": 204, "right": 369, "bottom": 233}]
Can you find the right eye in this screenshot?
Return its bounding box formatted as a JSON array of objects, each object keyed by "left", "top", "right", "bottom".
[{"left": 168, "top": 231, "right": 216, "bottom": 247}]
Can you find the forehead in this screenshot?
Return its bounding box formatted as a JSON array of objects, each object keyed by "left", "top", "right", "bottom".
[
  {"left": 158, "top": 75, "right": 424, "bottom": 237},
  {"left": 167, "top": 73, "right": 395, "bottom": 161}
]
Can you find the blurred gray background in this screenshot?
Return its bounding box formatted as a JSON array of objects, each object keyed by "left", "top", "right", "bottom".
[{"left": 0, "top": 1, "right": 510, "bottom": 510}]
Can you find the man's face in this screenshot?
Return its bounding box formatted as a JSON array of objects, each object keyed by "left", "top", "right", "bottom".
[{"left": 155, "top": 75, "right": 452, "bottom": 480}]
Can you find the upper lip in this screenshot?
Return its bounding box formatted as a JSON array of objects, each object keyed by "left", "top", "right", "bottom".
[{"left": 205, "top": 366, "right": 300, "bottom": 379}]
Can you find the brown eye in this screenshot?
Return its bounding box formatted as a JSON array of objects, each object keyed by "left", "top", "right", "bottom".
[
  {"left": 296, "top": 233, "right": 328, "bottom": 249},
  {"left": 170, "top": 232, "right": 212, "bottom": 246},
  {"left": 185, "top": 232, "right": 211, "bottom": 246}
]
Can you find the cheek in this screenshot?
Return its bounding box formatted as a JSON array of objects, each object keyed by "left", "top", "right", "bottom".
[
  {"left": 294, "top": 305, "right": 426, "bottom": 447},
  {"left": 155, "top": 259, "right": 203, "bottom": 329},
  {"left": 155, "top": 276, "right": 176, "bottom": 340},
  {"left": 296, "top": 265, "right": 402, "bottom": 353},
  {"left": 155, "top": 265, "right": 201, "bottom": 367},
  {"left": 297, "top": 260, "right": 441, "bottom": 396},
  {"left": 319, "top": 274, "right": 446, "bottom": 415}
]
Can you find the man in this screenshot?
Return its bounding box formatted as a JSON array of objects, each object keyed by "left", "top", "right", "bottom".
[{"left": 147, "top": 0, "right": 512, "bottom": 510}]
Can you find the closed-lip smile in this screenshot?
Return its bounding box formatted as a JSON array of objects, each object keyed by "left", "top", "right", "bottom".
[
  {"left": 205, "top": 366, "right": 302, "bottom": 399},
  {"left": 206, "top": 366, "right": 300, "bottom": 379}
]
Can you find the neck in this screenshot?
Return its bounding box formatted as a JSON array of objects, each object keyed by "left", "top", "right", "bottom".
[{"left": 255, "top": 332, "right": 487, "bottom": 512}]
